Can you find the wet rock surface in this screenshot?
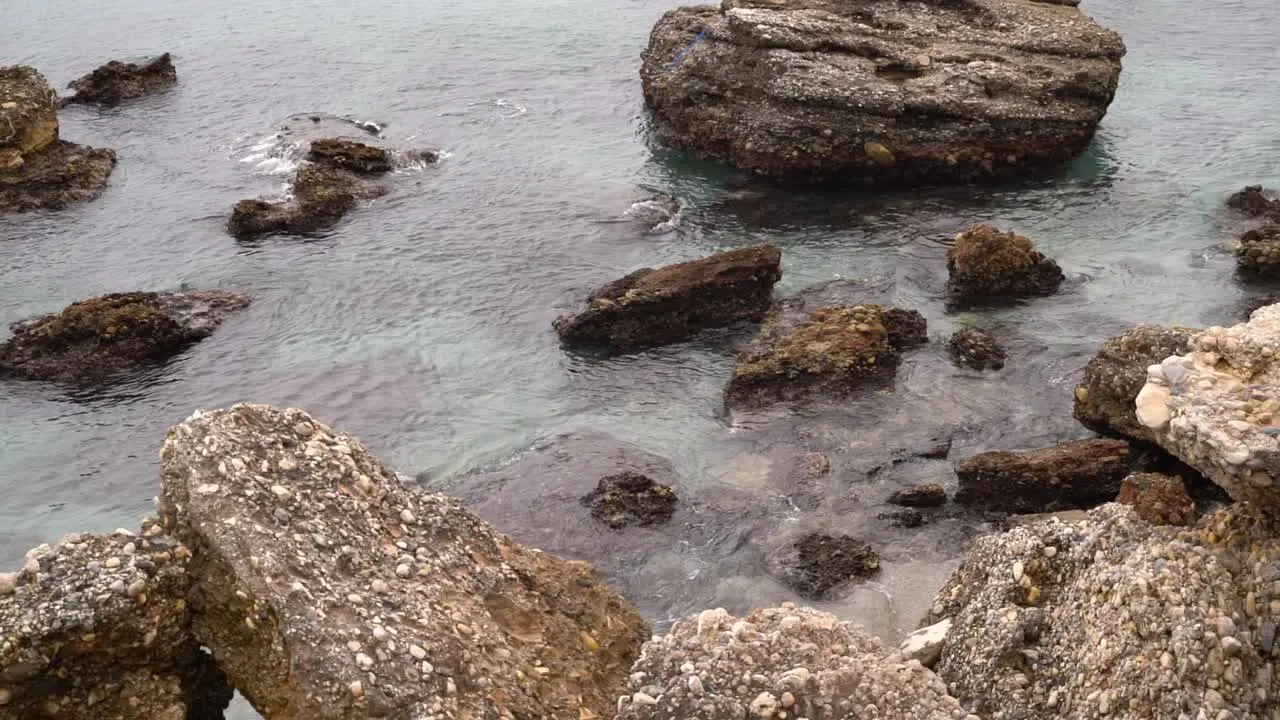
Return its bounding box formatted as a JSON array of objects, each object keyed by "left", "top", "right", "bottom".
[
  {"left": 64, "top": 53, "right": 177, "bottom": 106},
  {"left": 770, "top": 532, "right": 881, "bottom": 600},
  {"left": 889, "top": 483, "right": 947, "bottom": 508},
  {"left": 1073, "top": 324, "right": 1196, "bottom": 442},
  {"left": 581, "top": 471, "right": 678, "bottom": 528},
  {"left": 0, "top": 523, "right": 233, "bottom": 720},
  {"left": 616, "top": 605, "right": 972, "bottom": 719},
  {"left": 946, "top": 225, "right": 1064, "bottom": 303},
  {"left": 1116, "top": 472, "right": 1194, "bottom": 526},
  {"left": 1238, "top": 223, "right": 1280, "bottom": 278},
  {"left": 948, "top": 326, "right": 1006, "bottom": 370},
  {"left": 308, "top": 137, "right": 394, "bottom": 173},
  {"left": 639, "top": 0, "right": 1124, "bottom": 184},
  {"left": 954, "top": 438, "right": 1130, "bottom": 513},
  {"left": 1134, "top": 305, "right": 1280, "bottom": 513},
  {"left": 0, "top": 290, "right": 250, "bottom": 386},
  {"left": 0, "top": 66, "right": 58, "bottom": 161},
  {"left": 1226, "top": 184, "right": 1280, "bottom": 223},
  {"left": 159, "top": 404, "right": 647, "bottom": 720},
  {"left": 553, "top": 244, "right": 782, "bottom": 354},
  {"left": 927, "top": 503, "right": 1280, "bottom": 719}
]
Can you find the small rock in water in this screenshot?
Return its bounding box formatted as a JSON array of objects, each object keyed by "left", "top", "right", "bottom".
[
  {"left": 889, "top": 483, "right": 948, "bottom": 508},
  {"left": 581, "top": 471, "right": 677, "bottom": 529},
  {"left": 781, "top": 533, "right": 880, "bottom": 600},
  {"left": 948, "top": 326, "right": 1007, "bottom": 371}
]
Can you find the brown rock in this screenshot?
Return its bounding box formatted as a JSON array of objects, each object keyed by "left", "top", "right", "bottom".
[
  {"left": 0, "top": 66, "right": 58, "bottom": 158},
  {"left": 227, "top": 161, "right": 383, "bottom": 238},
  {"left": 1116, "top": 472, "right": 1193, "bottom": 526},
  {"left": 552, "top": 244, "right": 782, "bottom": 353},
  {"left": 581, "top": 471, "right": 678, "bottom": 528},
  {"left": 0, "top": 139, "right": 116, "bottom": 214},
  {"left": 308, "top": 138, "right": 393, "bottom": 174},
  {"left": 1226, "top": 184, "right": 1280, "bottom": 222},
  {"left": 769, "top": 532, "right": 881, "bottom": 600},
  {"left": 1072, "top": 324, "right": 1196, "bottom": 442},
  {"left": 889, "top": 483, "right": 947, "bottom": 508},
  {"left": 1237, "top": 223, "right": 1280, "bottom": 278},
  {"left": 65, "top": 53, "right": 177, "bottom": 106},
  {"left": 947, "top": 225, "right": 1064, "bottom": 303},
  {"left": 948, "top": 326, "right": 1006, "bottom": 370},
  {"left": 0, "top": 290, "right": 249, "bottom": 386},
  {"left": 158, "top": 404, "right": 647, "bottom": 720},
  {"left": 954, "top": 438, "right": 1131, "bottom": 513}
]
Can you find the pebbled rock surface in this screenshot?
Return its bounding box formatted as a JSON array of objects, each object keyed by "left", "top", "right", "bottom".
[
  {"left": 0, "top": 66, "right": 58, "bottom": 162},
  {"left": 158, "top": 404, "right": 647, "bottom": 720},
  {"left": 927, "top": 503, "right": 1280, "bottom": 719},
  {"left": 1238, "top": 223, "right": 1280, "bottom": 279},
  {"left": 64, "top": 53, "right": 177, "bottom": 106},
  {"left": 947, "top": 224, "right": 1064, "bottom": 303},
  {"left": 553, "top": 244, "right": 782, "bottom": 354},
  {"left": 954, "top": 438, "right": 1130, "bottom": 513},
  {"left": 1073, "top": 324, "right": 1197, "bottom": 442},
  {"left": 1115, "top": 472, "right": 1194, "bottom": 526},
  {"left": 616, "top": 604, "right": 973, "bottom": 720},
  {"left": 0, "top": 523, "right": 232, "bottom": 720},
  {"left": 1134, "top": 305, "right": 1280, "bottom": 513},
  {"left": 0, "top": 290, "right": 249, "bottom": 386},
  {"left": 639, "top": 0, "right": 1124, "bottom": 184},
  {"left": 947, "top": 326, "right": 1006, "bottom": 370}
]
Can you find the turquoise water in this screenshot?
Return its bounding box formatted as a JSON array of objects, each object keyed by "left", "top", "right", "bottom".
[{"left": 3, "top": 0, "right": 1280, "bottom": 679}]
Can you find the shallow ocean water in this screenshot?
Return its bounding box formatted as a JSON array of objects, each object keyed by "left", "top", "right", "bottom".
[{"left": 3, "top": 0, "right": 1280, "bottom": 712}]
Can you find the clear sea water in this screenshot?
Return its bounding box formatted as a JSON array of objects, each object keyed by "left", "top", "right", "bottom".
[{"left": 3, "top": 0, "right": 1280, "bottom": 713}]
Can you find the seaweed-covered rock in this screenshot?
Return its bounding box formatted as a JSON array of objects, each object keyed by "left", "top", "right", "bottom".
[
  {"left": 64, "top": 53, "right": 177, "bottom": 106},
  {"left": 0, "top": 66, "right": 58, "bottom": 161},
  {"left": 553, "top": 244, "right": 782, "bottom": 353},
  {"left": 1073, "top": 324, "right": 1196, "bottom": 442},
  {"left": 307, "top": 138, "right": 393, "bottom": 173},
  {"left": 947, "top": 326, "right": 1006, "bottom": 370},
  {"left": 639, "top": 0, "right": 1124, "bottom": 184},
  {"left": 927, "top": 503, "right": 1280, "bottom": 719},
  {"left": 724, "top": 304, "right": 925, "bottom": 409},
  {"left": 947, "top": 225, "right": 1064, "bottom": 302},
  {"left": 0, "top": 290, "right": 249, "bottom": 385},
  {"left": 581, "top": 471, "right": 677, "bottom": 528},
  {"left": 767, "top": 532, "right": 880, "bottom": 600},
  {"left": 227, "top": 161, "right": 382, "bottom": 238},
  {"left": 889, "top": 483, "right": 947, "bottom": 508},
  {"left": 954, "top": 438, "right": 1130, "bottom": 513},
  {"left": 1134, "top": 306, "right": 1280, "bottom": 513},
  {"left": 158, "top": 404, "right": 647, "bottom": 720},
  {"left": 0, "top": 523, "right": 233, "bottom": 720},
  {"left": 1237, "top": 223, "right": 1280, "bottom": 278},
  {"left": 1115, "top": 472, "right": 1193, "bottom": 526},
  {"left": 1226, "top": 184, "right": 1280, "bottom": 222},
  {"left": 616, "top": 605, "right": 971, "bottom": 720}
]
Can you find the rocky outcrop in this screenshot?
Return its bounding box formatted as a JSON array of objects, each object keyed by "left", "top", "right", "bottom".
[
  {"left": 954, "top": 438, "right": 1130, "bottom": 513},
  {"left": 947, "top": 225, "right": 1064, "bottom": 303},
  {"left": 1073, "top": 324, "right": 1196, "bottom": 442},
  {"left": 616, "top": 605, "right": 972, "bottom": 719},
  {"left": 553, "top": 244, "right": 782, "bottom": 354},
  {"left": 1134, "top": 306, "right": 1280, "bottom": 513},
  {"left": 724, "top": 303, "right": 926, "bottom": 410},
  {"left": 158, "top": 404, "right": 647, "bottom": 719},
  {"left": 0, "top": 523, "right": 233, "bottom": 719},
  {"left": 1226, "top": 184, "right": 1280, "bottom": 222},
  {"left": 889, "top": 483, "right": 947, "bottom": 508},
  {"left": 64, "top": 54, "right": 177, "bottom": 106},
  {"left": 639, "top": 0, "right": 1124, "bottom": 184},
  {"left": 1115, "top": 472, "right": 1194, "bottom": 526},
  {"left": 0, "top": 290, "right": 250, "bottom": 385},
  {"left": 1, "top": 66, "right": 115, "bottom": 213},
  {"left": 1238, "top": 224, "right": 1280, "bottom": 278},
  {"left": 948, "top": 326, "right": 1006, "bottom": 370},
  {"left": 227, "top": 139, "right": 394, "bottom": 238},
  {"left": 767, "top": 532, "right": 880, "bottom": 600},
  {"left": 927, "top": 503, "right": 1280, "bottom": 719}
]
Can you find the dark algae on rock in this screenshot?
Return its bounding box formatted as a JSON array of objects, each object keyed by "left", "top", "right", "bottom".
[
  {"left": 581, "top": 471, "right": 678, "bottom": 528},
  {"left": 781, "top": 533, "right": 881, "bottom": 600},
  {"left": 64, "top": 53, "right": 177, "bottom": 106},
  {"left": 946, "top": 224, "right": 1064, "bottom": 303}
]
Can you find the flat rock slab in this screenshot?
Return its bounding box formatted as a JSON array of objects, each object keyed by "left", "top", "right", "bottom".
[
  {"left": 640, "top": 0, "right": 1124, "bottom": 183},
  {"left": 158, "top": 404, "right": 647, "bottom": 720},
  {"left": 954, "top": 438, "right": 1131, "bottom": 513},
  {"left": 64, "top": 53, "right": 177, "bottom": 106},
  {"left": 553, "top": 244, "right": 782, "bottom": 354}
]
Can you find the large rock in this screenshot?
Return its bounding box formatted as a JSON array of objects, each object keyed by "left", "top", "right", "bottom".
[
  {"left": 158, "top": 404, "right": 647, "bottom": 720},
  {"left": 1073, "top": 324, "right": 1196, "bottom": 442},
  {"left": 553, "top": 244, "right": 782, "bottom": 354},
  {"left": 927, "top": 503, "right": 1280, "bottom": 719},
  {"left": 0, "top": 523, "right": 232, "bottom": 720},
  {"left": 639, "top": 0, "right": 1124, "bottom": 184},
  {"left": 954, "top": 438, "right": 1130, "bottom": 513},
  {"left": 0, "top": 66, "right": 58, "bottom": 164},
  {"left": 947, "top": 224, "right": 1064, "bottom": 303},
  {"left": 0, "top": 290, "right": 250, "bottom": 385},
  {"left": 64, "top": 54, "right": 177, "bottom": 106},
  {"left": 616, "top": 604, "right": 971, "bottom": 719},
  {"left": 1134, "top": 306, "right": 1280, "bottom": 513}
]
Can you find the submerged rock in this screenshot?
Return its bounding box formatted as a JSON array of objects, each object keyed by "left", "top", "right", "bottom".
[
  {"left": 928, "top": 503, "right": 1280, "bottom": 718},
  {"left": 616, "top": 605, "right": 971, "bottom": 720},
  {"left": 1, "top": 65, "right": 115, "bottom": 213},
  {"left": 768, "top": 532, "right": 880, "bottom": 600},
  {"left": 158, "top": 404, "right": 647, "bottom": 720},
  {"left": 0, "top": 523, "right": 233, "bottom": 720},
  {"left": 1073, "top": 324, "right": 1196, "bottom": 442},
  {"left": 227, "top": 145, "right": 387, "bottom": 238},
  {"left": 947, "top": 326, "right": 1006, "bottom": 370},
  {"left": 1115, "top": 472, "right": 1194, "bottom": 526},
  {"left": 954, "top": 438, "right": 1130, "bottom": 513},
  {"left": 889, "top": 483, "right": 947, "bottom": 508},
  {"left": 947, "top": 225, "right": 1064, "bottom": 303},
  {"left": 64, "top": 53, "right": 177, "bottom": 106},
  {"left": 639, "top": 0, "right": 1124, "bottom": 184},
  {"left": 581, "top": 471, "right": 678, "bottom": 528},
  {"left": 553, "top": 244, "right": 782, "bottom": 354},
  {"left": 0, "top": 290, "right": 249, "bottom": 385},
  {"left": 724, "top": 304, "right": 925, "bottom": 410},
  {"left": 623, "top": 192, "right": 683, "bottom": 234},
  {"left": 1133, "top": 306, "right": 1280, "bottom": 513}
]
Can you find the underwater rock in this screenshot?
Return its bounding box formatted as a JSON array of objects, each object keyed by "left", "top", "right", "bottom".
[
  {"left": 767, "top": 532, "right": 880, "bottom": 600},
  {"left": 947, "top": 326, "right": 1006, "bottom": 371},
  {"left": 581, "top": 471, "right": 678, "bottom": 528},
  {"left": 1073, "top": 324, "right": 1197, "bottom": 442},
  {"left": 954, "top": 438, "right": 1130, "bottom": 513},
  {"left": 946, "top": 224, "right": 1064, "bottom": 303},
  {"left": 64, "top": 53, "right": 177, "bottom": 106}
]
